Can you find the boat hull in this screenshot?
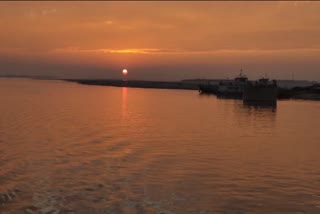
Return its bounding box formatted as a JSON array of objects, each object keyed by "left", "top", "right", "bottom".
[
  {"left": 198, "top": 84, "right": 218, "bottom": 94},
  {"left": 243, "top": 85, "right": 277, "bottom": 104}
]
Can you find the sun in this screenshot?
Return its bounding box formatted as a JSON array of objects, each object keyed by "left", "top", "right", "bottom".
[{"left": 122, "top": 69, "right": 128, "bottom": 75}]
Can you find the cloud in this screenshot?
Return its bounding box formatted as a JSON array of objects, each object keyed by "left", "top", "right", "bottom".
[
  {"left": 26, "top": 8, "right": 57, "bottom": 19},
  {"left": 104, "top": 20, "right": 113, "bottom": 25},
  {"left": 41, "top": 8, "right": 56, "bottom": 16},
  {"left": 49, "top": 47, "right": 320, "bottom": 55},
  {"left": 51, "top": 47, "right": 175, "bottom": 54},
  {"left": 277, "top": 1, "right": 312, "bottom": 8},
  {"left": 26, "top": 11, "right": 37, "bottom": 19}
]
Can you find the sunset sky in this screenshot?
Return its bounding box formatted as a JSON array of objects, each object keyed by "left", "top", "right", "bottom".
[{"left": 1, "top": 1, "right": 320, "bottom": 80}]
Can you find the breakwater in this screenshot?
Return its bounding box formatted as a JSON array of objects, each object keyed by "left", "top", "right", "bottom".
[
  {"left": 64, "top": 78, "right": 320, "bottom": 100},
  {"left": 64, "top": 79, "right": 199, "bottom": 90}
]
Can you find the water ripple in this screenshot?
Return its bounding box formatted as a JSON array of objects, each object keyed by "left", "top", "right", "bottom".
[{"left": 1, "top": 79, "right": 320, "bottom": 213}]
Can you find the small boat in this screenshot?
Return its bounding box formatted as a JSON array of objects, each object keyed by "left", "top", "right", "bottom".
[
  {"left": 216, "top": 70, "right": 248, "bottom": 98},
  {"left": 243, "top": 78, "right": 277, "bottom": 104}
]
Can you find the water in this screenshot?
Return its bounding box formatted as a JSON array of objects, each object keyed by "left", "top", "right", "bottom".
[{"left": 1, "top": 78, "right": 320, "bottom": 213}]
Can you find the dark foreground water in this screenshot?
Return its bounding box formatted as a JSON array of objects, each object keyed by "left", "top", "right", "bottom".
[{"left": 1, "top": 78, "right": 320, "bottom": 213}]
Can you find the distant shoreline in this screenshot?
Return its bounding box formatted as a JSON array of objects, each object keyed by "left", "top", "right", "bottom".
[
  {"left": 1, "top": 76, "right": 320, "bottom": 101},
  {"left": 63, "top": 79, "right": 199, "bottom": 90},
  {"left": 0, "top": 76, "right": 197, "bottom": 90},
  {"left": 64, "top": 79, "right": 320, "bottom": 101},
  {"left": 0, "top": 76, "right": 318, "bottom": 88}
]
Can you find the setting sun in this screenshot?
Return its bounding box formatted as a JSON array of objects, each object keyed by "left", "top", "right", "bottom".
[{"left": 122, "top": 69, "right": 128, "bottom": 75}]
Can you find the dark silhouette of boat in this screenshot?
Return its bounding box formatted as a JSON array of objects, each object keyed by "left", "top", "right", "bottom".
[
  {"left": 198, "top": 70, "right": 285, "bottom": 105},
  {"left": 199, "top": 69, "right": 248, "bottom": 99},
  {"left": 198, "top": 69, "right": 248, "bottom": 98},
  {"left": 198, "top": 82, "right": 218, "bottom": 94},
  {"left": 216, "top": 71, "right": 248, "bottom": 98},
  {"left": 243, "top": 78, "right": 277, "bottom": 105}
]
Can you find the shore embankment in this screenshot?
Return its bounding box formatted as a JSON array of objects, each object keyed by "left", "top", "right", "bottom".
[
  {"left": 65, "top": 78, "right": 320, "bottom": 101},
  {"left": 64, "top": 79, "right": 199, "bottom": 90}
]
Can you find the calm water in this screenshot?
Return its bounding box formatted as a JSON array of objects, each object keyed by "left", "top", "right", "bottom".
[{"left": 1, "top": 78, "right": 320, "bottom": 214}]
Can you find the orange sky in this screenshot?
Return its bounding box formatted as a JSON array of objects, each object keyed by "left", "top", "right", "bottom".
[{"left": 1, "top": 1, "right": 320, "bottom": 80}]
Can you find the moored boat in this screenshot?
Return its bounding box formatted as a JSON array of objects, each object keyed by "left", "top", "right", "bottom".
[
  {"left": 199, "top": 83, "right": 218, "bottom": 94},
  {"left": 216, "top": 70, "right": 248, "bottom": 98},
  {"left": 243, "top": 78, "right": 277, "bottom": 104}
]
